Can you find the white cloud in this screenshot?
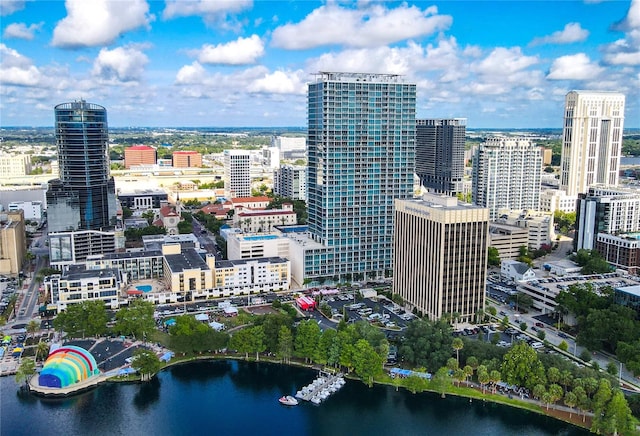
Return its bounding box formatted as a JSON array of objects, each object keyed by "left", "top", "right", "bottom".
[
  {"left": 611, "top": 0, "right": 640, "bottom": 32},
  {"left": 601, "top": 0, "right": 640, "bottom": 66},
  {"left": 175, "top": 62, "right": 208, "bottom": 85},
  {"left": 472, "top": 47, "right": 539, "bottom": 76},
  {"left": 547, "top": 53, "right": 604, "bottom": 80},
  {"left": 162, "top": 0, "right": 252, "bottom": 20},
  {"left": 0, "top": 0, "right": 27, "bottom": 16},
  {"left": 52, "top": 0, "right": 153, "bottom": 48},
  {"left": 271, "top": 3, "right": 452, "bottom": 49},
  {"left": 92, "top": 46, "right": 149, "bottom": 82},
  {"left": 3, "top": 22, "right": 42, "bottom": 40},
  {"left": 0, "top": 44, "right": 42, "bottom": 86},
  {"left": 530, "top": 23, "right": 589, "bottom": 45},
  {"left": 193, "top": 35, "right": 264, "bottom": 65},
  {"left": 247, "top": 70, "right": 306, "bottom": 94}
]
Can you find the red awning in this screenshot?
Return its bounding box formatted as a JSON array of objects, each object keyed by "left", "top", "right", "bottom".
[{"left": 127, "top": 289, "right": 143, "bottom": 295}]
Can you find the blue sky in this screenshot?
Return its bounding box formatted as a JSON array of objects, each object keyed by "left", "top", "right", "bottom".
[{"left": 1, "top": 0, "right": 638, "bottom": 128}]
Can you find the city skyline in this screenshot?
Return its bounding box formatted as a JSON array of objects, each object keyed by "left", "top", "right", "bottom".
[{"left": 1, "top": 0, "right": 638, "bottom": 129}]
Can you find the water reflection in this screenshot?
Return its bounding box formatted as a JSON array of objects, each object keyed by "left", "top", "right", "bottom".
[{"left": 134, "top": 377, "right": 161, "bottom": 411}]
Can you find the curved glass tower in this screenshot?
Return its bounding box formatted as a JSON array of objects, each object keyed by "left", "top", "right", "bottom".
[{"left": 48, "top": 100, "right": 116, "bottom": 231}]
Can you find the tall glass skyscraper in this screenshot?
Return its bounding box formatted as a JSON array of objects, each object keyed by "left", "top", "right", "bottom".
[
  {"left": 304, "top": 72, "right": 416, "bottom": 281},
  {"left": 47, "top": 100, "right": 117, "bottom": 232},
  {"left": 415, "top": 118, "right": 466, "bottom": 195}
]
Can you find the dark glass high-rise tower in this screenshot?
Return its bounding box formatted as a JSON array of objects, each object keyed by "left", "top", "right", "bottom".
[
  {"left": 415, "top": 118, "right": 466, "bottom": 195},
  {"left": 47, "top": 100, "right": 117, "bottom": 232}
]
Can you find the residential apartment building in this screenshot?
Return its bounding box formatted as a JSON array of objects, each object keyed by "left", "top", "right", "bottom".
[
  {"left": 299, "top": 71, "right": 416, "bottom": 282},
  {"left": 415, "top": 118, "right": 466, "bottom": 195},
  {"left": 539, "top": 189, "right": 577, "bottom": 214},
  {"left": 273, "top": 165, "right": 307, "bottom": 201},
  {"left": 124, "top": 145, "right": 156, "bottom": 169},
  {"left": 49, "top": 230, "right": 119, "bottom": 267},
  {"left": 560, "top": 91, "right": 626, "bottom": 197},
  {"left": 393, "top": 194, "right": 489, "bottom": 323},
  {"left": 595, "top": 233, "right": 639, "bottom": 275},
  {"left": 212, "top": 257, "right": 290, "bottom": 296},
  {"left": 576, "top": 185, "right": 640, "bottom": 250},
  {"left": 223, "top": 150, "right": 251, "bottom": 198},
  {"left": 44, "top": 265, "right": 125, "bottom": 311},
  {"left": 47, "top": 100, "right": 117, "bottom": 232},
  {"left": 472, "top": 137, "right": 542, "bottom": 220},
  {"left": 232, "top": 204, "right": 297, "bottom": 233},
  {"left": 172, "top": 151, "right": 202, "bottom": 168}
]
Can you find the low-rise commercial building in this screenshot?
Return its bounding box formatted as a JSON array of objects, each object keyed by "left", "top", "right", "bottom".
[
  {"left": 488, "top": 223, "right": 529, "bottom": 261},
  {"left": 232, "top": 204, "right": 297, "bottom": 233}
]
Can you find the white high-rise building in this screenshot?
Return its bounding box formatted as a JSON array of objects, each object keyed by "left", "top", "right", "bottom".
[
  {"left": 560, "top": 91, "right": 626, "bottom": 197},
  {"left": 472, "top": 137, "right": 542, "bottom": 220},
  {"left": 273, "top": 165, "right": 307, "bottom": 201},
  {"left": 223, "top": 150, "right": 251, "bottom": 198}
]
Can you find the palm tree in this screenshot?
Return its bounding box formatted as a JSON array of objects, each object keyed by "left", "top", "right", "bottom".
[
  {"left": 15, "top": 358, "right": 36, "bottom": 389},
  {"left": 463, "top": 365, "right": 473, "bottom": 386},
  {"left": 452, "top": 337, "right": 464, "bottom": 367},
  {"left": 489, "top": 370, "right": 501, "bottom": 393},
  {"left": 564, "top": 391, "right": 577, "bottom": 418},
  {"left": 35, "top": 341, "right": 50, "bottom": 361},
  {"left": 26, "top": 320, "right": 39, "bottom": 340},
  {"left": 478, "top": 370, "right": 489, "bottom": 394}
]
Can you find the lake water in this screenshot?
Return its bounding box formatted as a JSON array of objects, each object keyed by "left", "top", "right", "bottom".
[{"left": 0, "top": 360, "right": 589, "bottom": 436}]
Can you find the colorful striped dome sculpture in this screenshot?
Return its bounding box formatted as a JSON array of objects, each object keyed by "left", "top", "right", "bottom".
[{"left": 38, "top": 345, "right": 100, "bottom": 388}]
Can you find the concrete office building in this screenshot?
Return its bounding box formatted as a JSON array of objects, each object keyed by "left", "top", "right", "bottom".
[
  {"left": 0, "top": 210, "right": 26, "bottom": 276},
  {"left": 117, "top": 189, "right": 168, "bottom": 211},
  {"left": 472, "top": 137, "right": 542, "bottom": 220},
  {"left": 295, "top": 72, "right": 416, "bottom": 283},
  {"left": 415, "top": 118, "right": 466, "bottom": 195},
  {"left": 0, "top": 155, "right": 31, "bottom": 179},
  {"left": 273, "top": 165, "right": 307, "bottom": 201},
  {"left": 49, "top": 230, "right": 119, "bottom": 267},
  {"left": 172, "top": 151, "right": 202, "bottom": 168},
  {"left": 575, "top": 185, "right": 640, "bottom": 250},
  {"left": 488, "top": 223, "right": 530, "bottom": 261},
  {"left": 272, "top": 136, "right": 306, "bottom": 159},
  {"left": 124, "top": 145, "right": 156, "bottom": 169},
  {"left": 8, "top": 201, "right": 43, "bottom": 222},
  {"left": 539, "top": 189, "right": 577, "bottom": 214},
  {"left": 223, "top": 150, "right": 251, "bottom": 198},
  {"left": 393, "top": 194, "right": 489, "bottom": 323},
  {"left": 560, "top": 91, "right": 626, "bottom": 197}
]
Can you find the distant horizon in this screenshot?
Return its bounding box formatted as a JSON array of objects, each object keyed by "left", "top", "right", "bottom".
[{"left": 2, "top": 126, "right": 640, "bottom": 132}]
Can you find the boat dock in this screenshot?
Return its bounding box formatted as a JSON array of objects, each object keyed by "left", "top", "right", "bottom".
[{"left": 295, "top": 371, "right": 345, "bottom": 404}]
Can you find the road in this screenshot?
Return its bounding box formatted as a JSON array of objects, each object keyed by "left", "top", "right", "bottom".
[{"left": 493, "top": 301, "right": 640, "bottom": 393}]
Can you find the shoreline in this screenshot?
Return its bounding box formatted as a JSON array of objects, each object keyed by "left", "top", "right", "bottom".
[{"left": 104, "top": 353, "right": 592, "bottom": 432}]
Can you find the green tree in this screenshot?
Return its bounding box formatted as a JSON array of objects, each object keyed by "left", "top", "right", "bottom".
[
  {"left": 558, "top": 340, "right": 569, "bottom": 352},
  {"left": 294, "top": 320, "right": 321, "bottom": 363},
  {"left": 533, "top": 384, "right": 546, "bottom": 400},
  {"left": 548, "top": 383, "right": 564, "bottom": 406},
  {"left": 592, "top": 390, "right": 635, "bottom": 436},
  {"left": 131, "top": 348, "right": 162, "bottom": 381},
  {"left": 430, "top": 367, "right": 452, "bottom": 398},
  {"left": 519, "top": 322, "right": 528, "bottom": 332},
  {"left": 26, "top": 320, "right": 39, "bottom": 339},
  {"left": 487, "top": 246, "right": 500, "bottom": 267},
  {"left": 398, "top": 319, "right": 452, "bottom": 371},
  {"left": 489, "top": 370, "right": 501, "bottom": 393},
  {"left": 478, "top": 369, "right": 490, "bottom": 394},
  {"left": 114, "top": 300, "right": 156, "bottom": 340},
  {"left": 500, "top": 342, "right": 547, "bottom": 390},
  {"left": 564, "top": 391, "right": 577, "bottom": 418},
  {"left": 15, "top": 358, "right": 36, "bottom": 388},
  {"left": 352, "top": 339, "right": 383, "bottom": 387},
  {"left": 276, "top": 326, "right": 293, "bottom": 364},
  {"left": 53, "top": 301, "right": 108, "bottom": 337},
  {"left": 229, "top": 327, "right": 257, "bottom": 359},
  {"left": 452, "top": 337, "right": 464, "bottom": 367},
  {"left": 537, "top": 330, "right": 546, "bottom": 341},
  {"left": 35, "top": 341, "right": 50, "bottom": 361}
]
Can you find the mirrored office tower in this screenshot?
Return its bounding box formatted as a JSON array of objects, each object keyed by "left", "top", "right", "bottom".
[
  {"left": 416, "top": 118, "right": 466, "bottom": 195},
  {"left": 304, "top": 72, "right": 416, "bottom": 281},
  {"left": 47, "top": 100, "right": 117, "bottom": 232}
]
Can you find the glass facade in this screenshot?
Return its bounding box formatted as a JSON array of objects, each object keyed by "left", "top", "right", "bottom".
[
  {"left": 49, "top": 100, "right": 116, "bottom": 231},
  {"left": 305, "top": 72, "right": 416, "bottom": 280}
]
